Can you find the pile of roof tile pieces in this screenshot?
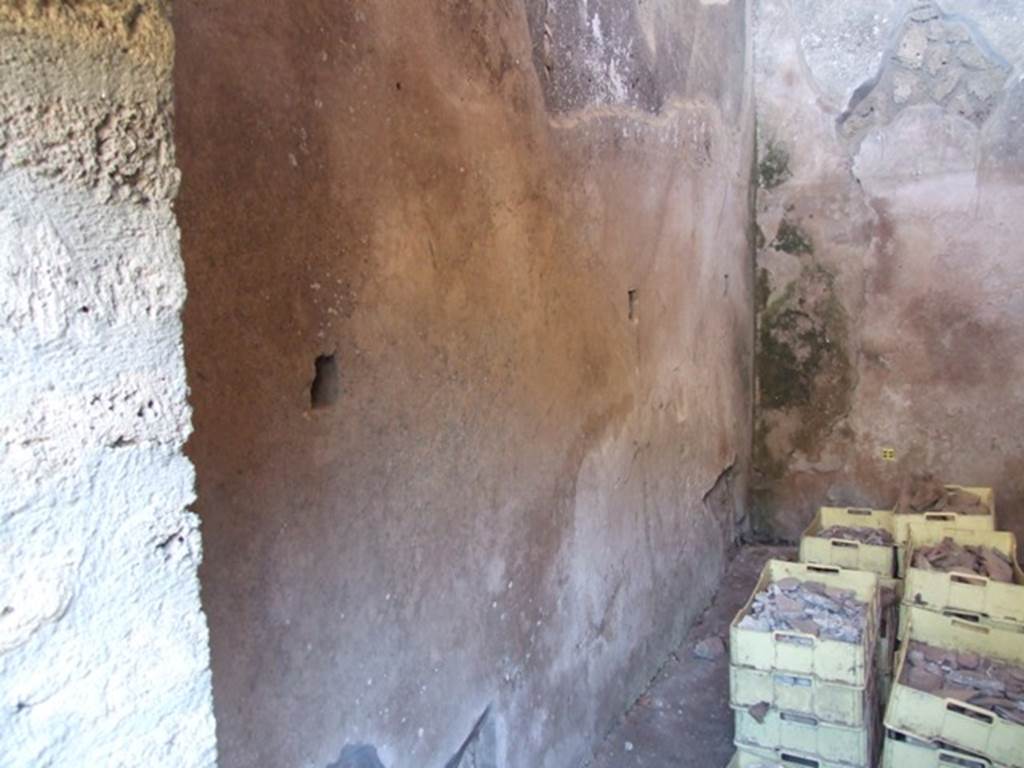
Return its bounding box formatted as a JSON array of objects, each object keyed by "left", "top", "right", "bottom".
[
  {"left": 901, "top": 640, "right": 1024, "bottom": 725},
  {"left": 897, "top": 473, "right": 989, "bottom": 515},
  {"left": 737, "top": 577, "right": 866, "bottom": 644},
  {"left": 726, "top": 473, "right": 1024, "bottom": 768},
  {"left": 911, "top": 536, "right": 1014, "bottom": 583}
]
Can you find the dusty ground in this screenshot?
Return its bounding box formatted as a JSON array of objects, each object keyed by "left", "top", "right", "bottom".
[{"left": 586, "top": 546, "right": 795, "bottom": 768}]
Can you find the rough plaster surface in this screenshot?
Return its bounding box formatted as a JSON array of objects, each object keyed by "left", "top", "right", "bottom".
[
  {"left": 174, "top": 0, "right": 754, "bottom": 766},
  {"left": 0, "top": 2, "right": 216, "bottom": 765},
  {"left": 753, "top": 0, "right": 1024, "bottom": 542}
]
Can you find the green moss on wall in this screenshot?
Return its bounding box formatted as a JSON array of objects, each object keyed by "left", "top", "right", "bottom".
[
  {"left": 754, "top": 263, "right": 853, "bottom": 461},
  {"left": 758, "top": 140, "right": 792, "bottom": 189},
  {"left": 772, "top": 219, "right": 813, "bottom": 255}
]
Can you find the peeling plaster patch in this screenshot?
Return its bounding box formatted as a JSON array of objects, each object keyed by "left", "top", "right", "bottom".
[
  {"left": 791, "top": 0, "right": 903, "bottom": 107},
  {"left": 838, "top": 4, "right": 1010, "bottom": 147}
]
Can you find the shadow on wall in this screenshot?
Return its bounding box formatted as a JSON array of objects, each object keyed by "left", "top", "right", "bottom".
[{"left": 330, "top": 708, "right": 497, "bottom": 768}]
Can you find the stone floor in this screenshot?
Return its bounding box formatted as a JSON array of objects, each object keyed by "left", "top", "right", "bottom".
[{"left": 585, "top": 545, "right": 795, "bottom": 768}]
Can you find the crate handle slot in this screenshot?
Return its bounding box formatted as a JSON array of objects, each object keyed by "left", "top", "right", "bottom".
[
  {"left": 773, "top": 631, "right": 815, "bottom": 647},
  {"left": 779, "top": 753, "right": 819, "bottom": 768},
  {"left": 950, "top": 572, "right": 988, "bottom": 587},
  {"left": 774, "top": 673, "right": 812, "bottom": 687},
  {"left": 944, "top": 610, "right": 988, "bottom": 627},
  {"left": 946, "top": 700, "right": 995, "bottom": 725},
  {"left": 780, "top": 712, "right": 818, "bottom": 726},
  {"left": 923, "top": 512, "right": 957, "bottom": 522},
  {"left": 805, "top": 564, "right": 840, "bottom": 574},
  {"left": 847, "top": 508, "right": 873, "bottom": 516},
  {"left": 829, "top": 539, "right": 859, "bottom": 549},
  {"left": 938, "top": 750, "right": 990, "bottom": 768}
]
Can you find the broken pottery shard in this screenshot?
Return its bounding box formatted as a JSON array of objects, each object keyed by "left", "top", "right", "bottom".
[
  {"left": 943, "top": 487, "right": 987, "bottom": 515},
  {"left": 958, "top": 650, "right": 980, "bottom": 670},
  {"left": 907, "top": 666, "right": 945, "bottom": 693},
  {"left": 897, "top": 472, "right": 945, "bottom": 513},
  {"left": 923, "top": 645, "right": 956, "bottom": 666},
  {"left": 693, "top": 635, "right": 726, "bottom": 661},
  {"left": 748, "top": 701, "right": 770, "bottom": 724},
  {"left": 789, "top": 618, "right": 820, "bottom": 637},
  {"left": 947, "top": 669, "right": 1005, "bottom": 694},
  {"left": 803, "top": 581, "right": 826, "bottom": 595},
  {"left": 824, "top": 586, "right": 855, "bottom": 602},
  {"left": 775, "top": 595, "right": 804, "bottom": 614},
  {"left": 980, "top": 549, "right": 1013, "bottom": 583}
]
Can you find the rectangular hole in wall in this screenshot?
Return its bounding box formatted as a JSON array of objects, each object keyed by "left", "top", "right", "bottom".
[
  {"left": 310, "top": 353, "right": 340, "bottom": 409},
  {"left": 628, "top": 289, "right": 639, "bottom": 323}
]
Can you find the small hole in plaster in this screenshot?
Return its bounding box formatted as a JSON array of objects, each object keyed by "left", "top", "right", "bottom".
[
  {"left": 396, "top": 81, "right": 402, "bottom": 91},
  {"left": 311, "top": 354, "right": 340, "bottom": 409},
  {"left": 628, "top": 289, "right": 639, "bottom": 323},
  {"left": 79, "top": 306, "right": 90, "bottom": 314}
]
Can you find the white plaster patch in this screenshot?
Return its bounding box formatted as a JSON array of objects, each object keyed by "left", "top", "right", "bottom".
[{"left": 0, "top": 5, "right": 216, "bottom": 765}]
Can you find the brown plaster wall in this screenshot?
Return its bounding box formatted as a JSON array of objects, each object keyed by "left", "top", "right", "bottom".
[
  {"left": 174, "top": 1, "right": 754, "bottom": 766},
  {"left": 753, "top": 0, "right": 1024, "bottom": 543}
]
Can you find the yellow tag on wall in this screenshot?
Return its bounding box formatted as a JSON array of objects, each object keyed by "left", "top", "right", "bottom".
[{"left": 881, "top": 447, "right": 896, "bottom": 461}]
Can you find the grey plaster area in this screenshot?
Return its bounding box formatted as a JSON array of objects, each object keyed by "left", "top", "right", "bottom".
[{"left": 838, "top": 2, "right": 1011, "bottom": 146}]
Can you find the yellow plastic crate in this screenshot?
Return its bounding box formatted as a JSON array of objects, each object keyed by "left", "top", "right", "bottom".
[
  {"left": 730, "top": 665, "right": 873, "bottom": 727},
  {"left": 893, "top": 486, "right": 996, "bottom": 546},
  {"left": 800, "top": 507, "right": 898, "bottom": 577},
  {"left": 882, "top": 728, "right": 1011, "bottom": 768},
  {"left": 734, "top": 706, "right": 877, "bottom": 767},
  {"left": 730, "top": 561, "right": 880, "bottom": 686},
  {"left": 884, "top": 608, "right": 1024, "bottom": 767},
  {"left": 903, "top": 529, "right": 1024, "bottom": 626},
  {"left": 732, "top": 744, "right": 859, "bottom": 768}
]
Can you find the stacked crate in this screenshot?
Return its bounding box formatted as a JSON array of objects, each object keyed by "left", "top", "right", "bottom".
[
  {"left": 881, "top": 487, "right": 1024, "bottom": 766},
  {"left": 883, "top": 609, "right": 1024, "bottom": 767},
  {"left": 799, "top": 506, "right": 902, "bottom": 706},
  {"left": 728, "top": 560, "right": 881, "bottom": 767}
]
